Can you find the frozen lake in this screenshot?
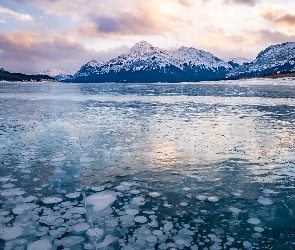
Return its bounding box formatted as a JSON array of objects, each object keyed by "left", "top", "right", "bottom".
[{"left": 0, "top": 79, "right": 295, "bottom": 249}]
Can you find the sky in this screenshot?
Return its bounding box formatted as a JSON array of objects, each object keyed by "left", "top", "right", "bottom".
[{"left": 0, "top": 0, "right": 295, "bottom": 73}]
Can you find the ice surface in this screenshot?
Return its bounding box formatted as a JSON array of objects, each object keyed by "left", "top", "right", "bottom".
[
  {"left": 42, "top": 197, "right": 63, "bottom": 204},
  {"left": 1, "top": 81, "right": 295, "bottom": 249},
  {"left": 0, "top": 226, "right": 23, "bottom": 241},
  {"left": 28, "top": 239, "right": 52, "bottom": 250},
  {"left": 258, "top": 197, "right": 273, "bottom": 205},
  {"left": 86, "top": 193, "right": 116, "bottom": 211}
]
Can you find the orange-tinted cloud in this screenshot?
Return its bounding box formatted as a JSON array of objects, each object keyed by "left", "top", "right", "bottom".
[
  {"left": 0, "top": 31, "right": 125, "bottom": 73},
  {"left": 275, "top": 14, "right": 295, "bottom": 27}
]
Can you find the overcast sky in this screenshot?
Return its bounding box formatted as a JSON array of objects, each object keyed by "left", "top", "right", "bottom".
[{"left": 0, "top": 0, "right": 295, "bottom": 73}]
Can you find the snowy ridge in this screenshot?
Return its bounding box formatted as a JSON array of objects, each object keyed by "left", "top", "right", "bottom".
[
  {"left": 227, "top": 42, "right": 295, "bottom": 78},
  {"left": 37, "top": 68, "right": 76, "bottom": 81},
  {"left": 224, "top": 58, "right": 252, "bottom": 66}
]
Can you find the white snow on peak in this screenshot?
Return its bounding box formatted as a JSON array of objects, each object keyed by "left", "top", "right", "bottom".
[
  {"left": 225, "top": 58, "right": 252, "bottom": 65},
  {"left": 172, "top": 46, "right": 231, "bottom": 69}
]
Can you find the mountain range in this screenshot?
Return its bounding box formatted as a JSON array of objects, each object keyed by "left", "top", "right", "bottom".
[{"left": 31, "top": 41, "right": 295, "bottom": 83}]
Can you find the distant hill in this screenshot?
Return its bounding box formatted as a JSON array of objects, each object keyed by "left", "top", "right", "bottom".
[
  {"left": 36, "top": 68, "right": 75, "bottom": 81},
  {"left": 0, "top": 69, "right": 55, "bottom": 82}
]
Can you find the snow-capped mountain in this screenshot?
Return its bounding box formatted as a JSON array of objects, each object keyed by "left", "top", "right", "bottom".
[
  {"left": 37, "top": 68, "right": 76, "bottom": 81},
  {"left": 68, "top": 41, "right": 233, "bottom": 83},
  {"left": 227, "top": 42, "right": 295, "bottom": 78}
]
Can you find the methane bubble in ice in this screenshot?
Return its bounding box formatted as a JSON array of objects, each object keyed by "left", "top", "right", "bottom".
[
  {"left": 149, "top": 192, "right": 160, "bottom": 197},
  {"left": 196, "top": 195, "right": 207, "bottom": 201},
  {"left": 42, "top": 197, "right": 63, "bottom": 204},
  {"left": 247, "top": 218, "right": 261, "bottom": 225},
  {"left": 258, "top": 197, "right": 273, "bottom": 205},
  {"left": 28, "top": 239, "right": 52, "bottom": 250},
  {"left": 86, "top": 193, "right": 116, "bottom": 212},
  {"left": 0, "top": 226, "right": 24, "bottom": 241},
  {"left": 134, "top": 216, "right": 148, "bottom": 223},
  {"left": 229, "top": 207, "right": 241, "bottom": 213}
]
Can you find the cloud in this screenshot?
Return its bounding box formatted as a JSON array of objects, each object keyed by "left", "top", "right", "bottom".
[
  {"left": 224, "top": 0, "right": 258, "bottom": 6},
  {"left": 0, "top": 6, "right": 33, "bottom": 21},
  {"left": 261, "top": 9, "right": 295, "bottom": 27},
  {"left": 275, "top": 14, "right": 295, "bottom": 27},
  {"left": 0, "top": 31, "right": 126, "bottom": 73},
  {"left": 79, "top": 7, "right": 169, "bottom": 37},
  {"left": 254, "top": 29, "right": 295, "bottom": 44},
  {"left": 176, "top": 0, "right": 193, "bottom": 7}
]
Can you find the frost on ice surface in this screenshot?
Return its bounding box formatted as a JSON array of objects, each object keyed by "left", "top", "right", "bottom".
[
  {"left": 229, "top": 207, "right": 241, "bottom": 213},
  {"left": 258, "top": 197, "right": 273, "bottom": 205},
  {"left": 0, "top": 226, "right": 23, "bottom": 241},
  {"left": 134, "top": 216, "right": 148, "bottom": 223},
  {"left": 247, "top": 218, "right": 261, "bottom": 225},
  {"left": 196, "top": 195, "right": 207, "bottom": 201},
  {"left": 86, "top": 193, "right": 116, "bottom": 212},
  {"left": 28, "top": 239, "right": 52, "bottom": 250},
  {"left": 42, "top": 197, "right": 63, "bottom": 204},
  {"left": 149, "top": 192, "right": 160, "bottom": 197}
]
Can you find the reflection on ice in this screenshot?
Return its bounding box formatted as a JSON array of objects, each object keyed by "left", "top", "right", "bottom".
[{"left": 0, "top": 81, "right": 295, "bottom": 249}]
